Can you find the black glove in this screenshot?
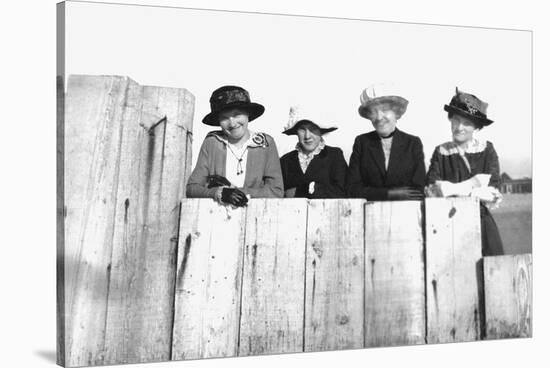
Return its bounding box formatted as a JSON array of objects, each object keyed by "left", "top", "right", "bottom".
[
  {"left": 207, "top": 174, "right": 232, "bottom": 188},
  {"left": 221, "top": 187, "right": 248, "bottom": 207},
  {"left": 387, "top": 187, "right": 425, "bottom": 200}
]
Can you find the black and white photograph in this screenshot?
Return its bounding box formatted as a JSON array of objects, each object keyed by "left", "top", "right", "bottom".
[{"left": 2, "top": 1, "right": 549, "bottom": 368}]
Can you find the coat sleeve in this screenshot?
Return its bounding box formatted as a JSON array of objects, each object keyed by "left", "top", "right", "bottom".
[
  {"left": 347, "top": 136, "right": 388, "bottom": 200},
  {"left": 411, "top": 136, "right": 427, "bottom": 189},
  {"left": 485, "top": 141, "right": 501, "bottom": 188},
  {"left": 312, "top": 148, "right": 348, "bottom": 198},
  {"left": 426, "top": 146, "right": 443, "bottom": 185},
  {"left": 185, "top": 138, "right": 219, "bottom": 198},
  {"left": 240, "top": 136, "right": 284, "bottom": 198}
]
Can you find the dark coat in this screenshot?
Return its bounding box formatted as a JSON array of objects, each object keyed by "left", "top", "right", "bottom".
[
  {"left": 280, "top": 145, "right": 348, "bottom": 199},
  {"left": 347, "top": 129, "right": 426, "bottom": 200}
]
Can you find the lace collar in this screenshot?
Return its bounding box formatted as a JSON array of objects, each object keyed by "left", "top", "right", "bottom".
[
  {"left": 295, "top": 139, "right": 325, "bottom": 157},
  {"left": 295, "top": 140, "right": 325, "bottom": 173},
  {"left": 207, "top": 130, "right": 270, "bottom": 148},
  {"left": 438, "top": 138, "right": 487, "bottom": 156}
]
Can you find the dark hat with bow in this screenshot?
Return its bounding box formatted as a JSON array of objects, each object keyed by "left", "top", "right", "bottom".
[
  {"left": 444, "top": 87, "right": 493, "bottom": 128},
  {"left": 202, "top": 85, "right": 265, "bottom": 126}
]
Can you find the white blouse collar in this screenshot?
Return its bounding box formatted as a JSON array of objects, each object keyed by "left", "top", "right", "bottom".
[{"left": 207, "top": 130, "right": 270, "bottom": 148}]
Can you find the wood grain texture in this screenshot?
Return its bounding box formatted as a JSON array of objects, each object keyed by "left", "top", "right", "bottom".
[
  {"left": 364, "top": 201, "right": 425, "bottom": 347},
  {"left": 62, "top": 75, "right": 194, "bottom": 366},
  {"left": 56, "top": 70, "right": 66, "bottom": 367},
  {"left": 304, "top": 199, "right": 365, "bottom": 352},
  {"left": 102, "top": 85, "right": 192, "bottom": 364},
  {"left": 484, "top": 254, "right": 532, "bottom": 339},
  {"left": 64, "top": 75, "right": 131, "bottom": 367},
  {"left": 425, "top": 198, "right": 483, "bottom": 344},
  {"left": 172, "top": 199, "right": 246, "bottom": 360},
  {"left": 239, "top": 199, "right": 307, "bottom": 356}
]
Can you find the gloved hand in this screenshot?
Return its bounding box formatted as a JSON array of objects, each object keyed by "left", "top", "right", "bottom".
[
  {"left": 387, "top": 187, "right": 425, "bottom": 200},
  {"left": 207, "top": 174, "right": 232, "bottom": 188},
  {"left": 469, "top": 173, "right": 492, "bottom": 188},
  {"left": 435, "top": 180, "right": 473, "bottom": 197},
  {"left": 221, "top": 187, "right": 248, "bottom": 207}
]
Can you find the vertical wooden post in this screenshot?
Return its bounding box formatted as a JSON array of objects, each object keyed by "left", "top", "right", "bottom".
[
  {"left": 239, "top": 199, "right": 307, "bottom": 356},
  {"left": 102, "top": 83, "right": 195, "bottom": 364},
  {"left": 62, "top": 75, "right": 194, "bottom": 366},
  {"left": 425, "top": 198, "right": 483, "bottom": 344},
  {"left": 304, "top": 199, "right": 365, "bottom": 351},
  {"left": 364, "top": 201, "right": 425, "bottom": 347},
  {"left": 172, "top": 199, "right": 246, "bottom": 360},
  {"left": 484, "top": 254, "right": 532, "bottom": 339}
]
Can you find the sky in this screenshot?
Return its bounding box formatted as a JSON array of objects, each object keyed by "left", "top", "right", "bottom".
[{"left": 65, "top": 1, "right": 532, "bottom": 178}]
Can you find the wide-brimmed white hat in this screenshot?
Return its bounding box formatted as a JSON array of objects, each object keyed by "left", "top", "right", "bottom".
[
  {"left": 282, "top": 105, "right": 338, "bottom": 135},
  {"left": 358, "top": 83, "right": 409, "bottom": 120}
]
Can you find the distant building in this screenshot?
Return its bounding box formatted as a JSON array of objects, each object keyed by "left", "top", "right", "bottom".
[{"left": 500, "top": 173, "right": 532, "bottom": 194}]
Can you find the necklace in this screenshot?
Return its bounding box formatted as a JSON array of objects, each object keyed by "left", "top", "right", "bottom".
[
  {"left": 227, "top": 144, "right": 248, "bottom": 175},
  {"left": 379, "top": 129, "right": 396, "bottom": 139}
]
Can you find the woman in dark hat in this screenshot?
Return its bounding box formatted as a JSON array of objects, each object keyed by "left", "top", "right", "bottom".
[
  {"left": 186, "top": 85, "right": 284, "bottom": 206},
  {"left": 279, "top": 106, "right": 348, "bottom": 198},
  {"left": 347, "top": 84, "right": 426, "bottom": 200},
  {"left": 426, "top": 87, "right": 504, "bottom": 256}
]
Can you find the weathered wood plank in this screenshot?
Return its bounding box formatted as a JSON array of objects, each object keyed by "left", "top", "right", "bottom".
[
  {"left": 239, "top": 199, "right": 307, "bottom": 356},
  {"left": 94, "top": 78, "right": 145, "bottom": 365},
  {"left": 56, "top": 71, "right": 66, "bottom": 367},
  {"left": 304, "top": 199, "right": 365, "bottom": 351},
  {"left": 364, "top": 201, "right": 425, "bottom": 347},
  {"left": 484, "top": 254, "right": 532, "bottom": 339},
  {"left": 64, "top": 75, "right": 130, "bottom": 367},
  {"left": 425, "top": 197, "right": 483, "bottom": 344},
  {"left": 172, "top": 199, "right": 246, "bottom": 360}
]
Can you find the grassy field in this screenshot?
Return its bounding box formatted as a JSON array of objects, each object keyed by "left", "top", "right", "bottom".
[{"left": 490, "top": 193, "right": 532, "bottom": 254}]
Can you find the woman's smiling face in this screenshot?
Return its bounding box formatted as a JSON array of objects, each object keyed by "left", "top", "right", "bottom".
[
  {"left": 450, "top": 114, "right": 478, "bottom": 144},
  {"left": 367, "top": 103, "right": 398, "bottom": 137},
  {"left": 218, "top": 108, "right": 250, "bottom": 143}
]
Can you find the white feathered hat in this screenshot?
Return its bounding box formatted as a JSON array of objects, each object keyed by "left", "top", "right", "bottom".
[{"left": 282, "top": 105, "right": 338, "bottom": 136}]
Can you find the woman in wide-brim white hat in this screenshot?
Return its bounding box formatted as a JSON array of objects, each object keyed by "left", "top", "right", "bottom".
[
  {"left": 426, "top": 87, "right": 504, "bottom": 256},
  {"left": 347, "top": 83, "right": 426, "bottom": 200},
  {"left": 279, "top": 106, "right": 348, "bottom": 198}
]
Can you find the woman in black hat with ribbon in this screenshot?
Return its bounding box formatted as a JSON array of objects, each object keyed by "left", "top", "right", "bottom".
[
  {"left": 186, "top": 85, "right": 284, "bottom": 206},
  {"left": 279, "top": 106, "right": 348, "bottom": 198},
  {"left": 426, "top": 88, "right": 504, "bottom": 255}
]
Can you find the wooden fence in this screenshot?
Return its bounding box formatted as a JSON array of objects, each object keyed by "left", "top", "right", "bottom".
[
  {"left": 58, "top": 75, "right": 531, "bottom": 367},
  {"left": 60, "top": 197, "right": 532, "bottom": 367}
]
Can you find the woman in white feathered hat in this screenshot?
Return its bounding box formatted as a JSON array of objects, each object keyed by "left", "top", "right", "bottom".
[
  {"left": 347, "top": 83, "right": 426, "bottom": 200},
  {"left": 279, "top": 106, "right": 348, "bottom": 198}
]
